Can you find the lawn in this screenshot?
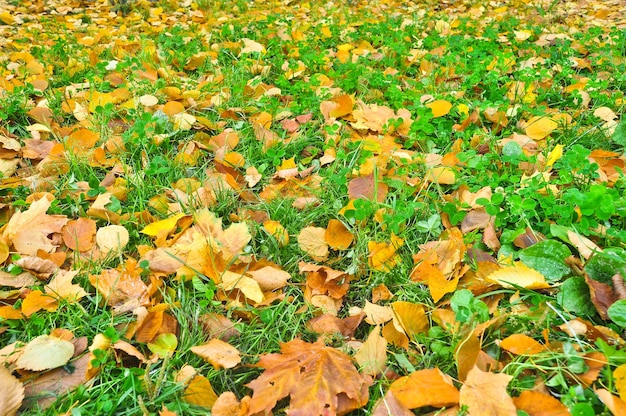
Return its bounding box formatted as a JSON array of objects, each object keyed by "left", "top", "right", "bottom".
[{"left": 1, "top": 0, "right": 626, "bottom": 414}]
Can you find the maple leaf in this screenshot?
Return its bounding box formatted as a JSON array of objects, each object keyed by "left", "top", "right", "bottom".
[
  {"left": 246, "top": 339, "right": 371, "bottom": 415},
  {"left": 3, "top": 194, "right": 68, "bottom": 256}
]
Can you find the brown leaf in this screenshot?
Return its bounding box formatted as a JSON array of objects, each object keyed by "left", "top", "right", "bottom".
[
  {"left": 348, "top": 174, "right": 388, "bottom": 202},
  {"left": 212, "top": 392, "right": 249, "bottom": 416},
  {"left": 89, "top": 258, "right": 151, "bottom": 314},
  {"left": 389, "top": 368, "right": 459, "bottom": 409},
  {"left": 372, "top": 391, "right": 413, "bottom": 416},
  {"left": 307, "top": 313, "right": 363, "bottom": 337},
  {"left": 246, "top": 339, "right": 371, "bottom": 415},
  {"left": 459, "top": 366, "right": 516, "bottom": 416},
  {"left": 3, "top": 195, "right": 68, "bottom": 256},
  {"left": 23, "top": 354, "right": 91, "bottom": 410},
  {"left": 0, "top": 365, "right": 24, "bottom": 416},
  {"left": 199, "top": 313, "right": 241, "bottom": 341},
  {"left": 585, "top": 275, "right": 616, "bottom": 320}
]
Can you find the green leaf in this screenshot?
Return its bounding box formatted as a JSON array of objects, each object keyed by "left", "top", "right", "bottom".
[
  {"left": 584, "top": 249, "right": 626, "bottom": 284},
  {"left": 596, "top": 338, "right": 626, "bottom": 365},
  {"left": 148, "top": 333, "right": 178, "bottom": 358},
  {"left": 608, "top": 300, "right": 626, "bottom": 328},
  {"left": 518, "top": 240, "right": 571, "bottom": 283},
  {"left": 556, "top": 276, "right": 596, "bottom": 317},
  {"left": 611, "top": 120, "right": 626, "bottom": 147}
]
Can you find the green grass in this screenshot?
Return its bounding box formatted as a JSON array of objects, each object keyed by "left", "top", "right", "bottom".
[{"left": 1, "top": 0, "right": 626, "bottom": 414}]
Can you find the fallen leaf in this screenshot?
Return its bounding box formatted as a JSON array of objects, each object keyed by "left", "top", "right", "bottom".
[
  {"left": 459, "top": 366, "right": 516, "bottom": 415},
  {"left": 512, "top": 390, "right": 569, "bottom": 416},
  {"left": 0, "top": 365, "right": 24, "bottom": 416},
  {"left": 298, "top": 226, "right": 329, "bottom": 261},
  {"left": 500, "top": 334, "right": 544, "bottom": 355},
  {"left": 191, "top": 339, "right": 241, "bottom": 369},
  {"left": 246, "top": 339, "right": 371, "bottom": 415},
  {"left": 354, "top": 326, "right": 387, "bottom": 376},
  {"left": 487, "top": 262, "right": 550, "bottom": 289},
  {"left": 16, "top": 334, "right": 74, "bottom": 371},
  {"left": 389, "top": 368, "right": 459, "bottom": 409}
]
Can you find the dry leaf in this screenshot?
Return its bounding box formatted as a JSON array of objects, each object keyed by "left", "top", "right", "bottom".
[
  {"left": 512, "top": 390, "right": 569, "bottom": 416},
  {"left": 191, "top": 339, "right": 241, "bottom": 369},
  {"left": 297, "top": 226, "right": 329, "bottom": 261},
  {"left": 354, "top": 326, "right": 387, "bottom": 376},
  {"left": 15, "top": 334, "right": 74, "bottom": 371},
  {"left": 246, "top": 339, "right": 371, "bottom": 415},
  {"left": 0, "top": 365, "right": 24, "bottom": 416},
  {"left": 459, "top": 366, "right": 516, "bottom": 415},
  {"left": 389, "top": 368, "right": 459, "bottom": 409}
]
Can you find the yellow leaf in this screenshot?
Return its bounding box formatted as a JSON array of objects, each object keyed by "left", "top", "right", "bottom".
[
  {"left": 525, "top": 116, "right": 558, "bottom": 140},
  {"left": 141, "top": 213, "right": 187, "bottom": 237},
  {"left": 426, "top": 100, "right": 453, "bottom": 118},
  {"left": 426, "top": 167, "right": 456, "bottom": 185},
  {"left": 354, "top": 326, "right": 387, "bottom": 376},
  {"left": 220, "top": 270, "right": 264, "bottom": 303},
  {"left": 614, "top": 364, "right": 626, "bottom": 400},
  {"left": 546, "top": 144, "right": 563, "bottom": 167},
  {"left": 487, "top": 262, "right": 550, "bottom": 289}
]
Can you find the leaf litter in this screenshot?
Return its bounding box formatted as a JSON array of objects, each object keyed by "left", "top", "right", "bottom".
[{"left": 0, "top": 0, "right": 625, "bottom": 414}]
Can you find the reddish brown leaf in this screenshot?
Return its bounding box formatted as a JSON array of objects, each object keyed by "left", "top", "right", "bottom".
[
  {"left": 348, "top": 174, "right": 388, "bottom": 202},
  {"left": 246, "top": 339, "right": 371, "bottom": 415}
]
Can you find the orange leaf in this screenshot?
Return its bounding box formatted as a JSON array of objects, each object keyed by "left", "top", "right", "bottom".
[
  {"left": 21, "top": 290, "right": 58, "bottom": 316},
  {"left": 500, "top": 334, "right": 544, "bottom": 355},
  {"left": 162, "top": 100, "right": 185, "bottom": 116},
  {"left": 391, "top": 301, "right": 429, "bottom": 338},
  {"left": 325, "top": 219, "right": 354, "bottom": 250},
  {"left": 368, "top": 235, "right": 403, "bottom": 272},
  {"left": 455, "top": 332, "right": 481, "bottom": 382},
  {"left": 525, "top": 116, "right": 558, "bottom": 140},
  {"left": 389, "top": 368, "right": 459, "bottom": 409},
  {"left": 246, "top": 339, "right": 371, "bottom": 415},
  {"left": 426, "top": 99, "right": 453, "bottom": 117},
  {"left": 191, "top": 339, "right": 241, "bottom": 369},
  {"left": 459, "top": 366, "right": 516, "bottom": 415},
  {"left": 62, "top": 218, "right": 97, "bottom": 252},
  {"left": 513, "top": 390, "right": 569, "bottom": 416},
  {"left": 596, "top": 389, "right": 626, "bottom": 416}
]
